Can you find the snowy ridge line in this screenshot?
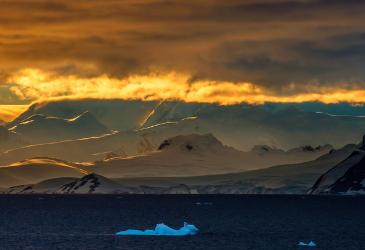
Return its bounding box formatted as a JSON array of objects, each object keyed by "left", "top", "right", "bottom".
[
  {"left": 137, "top": 121, "right": 179, "bottom": 131},
  {"left": 315, "top": 112, "right": 365, "bottom": 118},
  {"left": 2, "top": 131, "right": 119, "bottom": 154}
]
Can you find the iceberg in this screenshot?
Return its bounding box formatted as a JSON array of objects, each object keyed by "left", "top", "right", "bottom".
[
  {"left": 116, "top": 222, "right": 199, "bottom": 236},
  {"left": 298, "top": 241, "right": 317, "bottom": 247}
]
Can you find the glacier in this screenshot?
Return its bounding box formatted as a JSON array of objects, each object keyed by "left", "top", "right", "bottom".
[{"left": 116, "top": 222, "right": 199, "bottom": 236}]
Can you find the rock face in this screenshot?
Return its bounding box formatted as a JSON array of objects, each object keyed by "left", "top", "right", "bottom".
[
  {"left": 157, "top": 133, "right": 224, "bottom": 153},
  {"left": 5, "top": 177, "right": 78, "bottom": 194},
  {"left": 310, "top": 136, "right": 365, "bottom": 195},
  {"left": 1, "top": 174, "right": 196, "bottom": 194},
  {"left": 328, "top": 156, "right": 365, "bottom": 194},
  {"left": 58, "top": 173, "right": 132, "bottom": 194}
]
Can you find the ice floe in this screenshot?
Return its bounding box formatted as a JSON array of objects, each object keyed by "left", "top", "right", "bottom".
[
  {"left": 116, "top": 222, "right": 199, "bottom": 236},
  {"left": 298, "top": 241, "right": 317, "bottom": 247}
]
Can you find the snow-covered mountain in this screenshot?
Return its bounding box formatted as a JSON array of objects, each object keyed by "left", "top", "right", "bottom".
[
  {"left": 8, "top": 111, "right": 110, "bottom": 144},
  {"left": 8, "top": 99, "right": 158, "bottom": 131},
  {"left": 1, "top": 173, "right": 193, "bottom": 194},
  {"left": 112, "top": 142, "right": 353, "bottom": 194},
  {"left": 84, "top": 133, "right": 282, "bottom": 178},
  {"left": 57, "top": 173, "right": 134, "bottom": 194},
  {"left": 0, "top": 134, "right": 334, "bottom": 188},
  {"left": 85, "top": 134, "right": 332, "bottom": 178},
  {"left": 0, "top": 125, "right": 332, "bottom": 167},
  {"left": 140, "top": 101, "right": 209, "bottom": 127},
  {"left": 191, "top": 143, "right": 356, "bottom": 194},
  {"left": 5, "top": 177, "right": 78, "bottom": 194},
  {"left": 8, "top": 99, "right": 365, "bottom": 151},
  {"left": 309, "top": 137, "right": 365, "bottom": 195},
  {"left": 0, "top": 130, "right": 153, "bottom": 165},
  {"left": 1, "top": 141, "right": 355, "bottom": 194},
  {"left": 141, "top": 106, "right": 365, "bottom": 151},
  {"left": 0, "top": 138, "right": 357, "bottom": 194}
]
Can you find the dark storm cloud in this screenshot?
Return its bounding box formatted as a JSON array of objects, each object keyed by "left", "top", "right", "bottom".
[{"left": 1, "top": 0, "right": 365, "bottom": 90}]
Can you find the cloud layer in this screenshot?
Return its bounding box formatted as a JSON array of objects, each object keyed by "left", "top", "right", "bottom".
[
  {"left": 6, "top": 68, "right": 365, "bottom": 105},
  {"left": 0, "top": 105, "right": 28, "bottom": 122},
  {"left": 1, "top": 0, "right": 365, "bottom": 103}
]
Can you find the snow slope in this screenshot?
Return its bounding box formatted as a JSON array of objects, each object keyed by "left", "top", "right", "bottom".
[
  {"left": 310, "top": 137, "right": 365, "bottom": 194},
  {"left": 85, "top": 134, "right": 332, "bottom": 178},
  {"left": 0, "top": 140, "right": 356, "bottom": 194},
  {"left": 9, "top": 111, "right": 110, "bottom": 144},
  {"left": 0, "top": 126, "right": 332, "bottom": 168},
  {"left": 0, "top": 158, "right": 87, "bottom": 187},
  {"left": 58, "top": 173, "right": 133, "bottom": 194},
  {"left": 2, "top": 174, "right": 191, "bottom": 194},
  {"left": 195, "top": 145, "right": 355, "bottom": 194},
  {"left": 8, "top": 99, "right": 158, "bottom": 131},
  {"left": 141, "top": 106, "right": 365, "bottom": 151},
  {"left": 0, "top": 125, "right": 26, "bottom": 152},
  {"left": 5, "top": 177, "right": 78, "bottom": 194},
  {"left": 0, "top": 130, "right": 154, "bottom": 165},
  {"left": 0, "top": 134, "right": 335, "bottom": 188},
  {"left": 109, "top": 143, "right": 354, "bottom": 194},
  {"left": 8, "top": 99, "right": 365, "bottom": 151}
]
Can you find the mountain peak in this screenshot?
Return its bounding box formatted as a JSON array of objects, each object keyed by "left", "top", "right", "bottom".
[
  {"left": 7, "top": 110, "right": 110, "bottom": 144},
  {"left": 58, "top": 173, "right": 129, "bottom": 194},
  {"left": 251, "top": 145, "right": 282, "bottom": 153},
  {"left": 157, "top": 133, "right": 224, "bottom": 153},
  {"left": 287, "top": 144, "right": 333, "bottom": 154}
]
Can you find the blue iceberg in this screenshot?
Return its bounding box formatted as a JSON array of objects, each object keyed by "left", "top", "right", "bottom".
[
  {"left": 298, "top": 241, "right": 317, "bottom": 247},
  {"left": 116, "top": 222, "right": 199, "bottom": 236}
]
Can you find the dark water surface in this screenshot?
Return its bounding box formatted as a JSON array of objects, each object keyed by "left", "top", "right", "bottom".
[{"left": 0, "top": 195, "right": 364, "bottom": 250}]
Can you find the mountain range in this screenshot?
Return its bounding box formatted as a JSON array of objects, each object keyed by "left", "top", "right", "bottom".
[
  {"left": 1, "top": 99, "right": 365, "bottom": 195},
  {"left": 0, "top": 137, "right": 356, "bottom": 194},
  {"left": 0, "top": 140, "right": 359, "bottom": 194},
  {"left": 0, "top": 134, "right": 333, "bottom": 187},
  {"left": 5, "top": 99, "right": 365, "bottom": 151}
]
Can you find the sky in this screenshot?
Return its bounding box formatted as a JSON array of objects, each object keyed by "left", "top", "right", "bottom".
[{"left": 1, "top": 0, "right": 365, "bottom": 113}]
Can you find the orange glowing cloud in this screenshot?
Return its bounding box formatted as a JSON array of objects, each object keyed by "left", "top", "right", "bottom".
[
  {"left": 1, "top": 0, "right": 365, "bottom": 91},
  {"left": 0, "top": 105, "right": 28, "bottom": 122},
  {"left": 6, "top": 68, "right": 365, "bottom": 105}
]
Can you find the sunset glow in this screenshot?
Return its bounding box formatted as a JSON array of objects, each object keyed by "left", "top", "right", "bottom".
[
  {"left": 1, "top": 1, "right": 365, "bottom": 106},
  {"left": 0, "top": 104, "right": 28, "bottom": 122},
  {"left": 6, "top": 68, "right": 365, "bottom": 106}
]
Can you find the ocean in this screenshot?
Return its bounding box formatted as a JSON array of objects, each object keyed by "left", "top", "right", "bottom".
[{"left": 0, "top": 195, "right": 363, "bottom": 250}]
